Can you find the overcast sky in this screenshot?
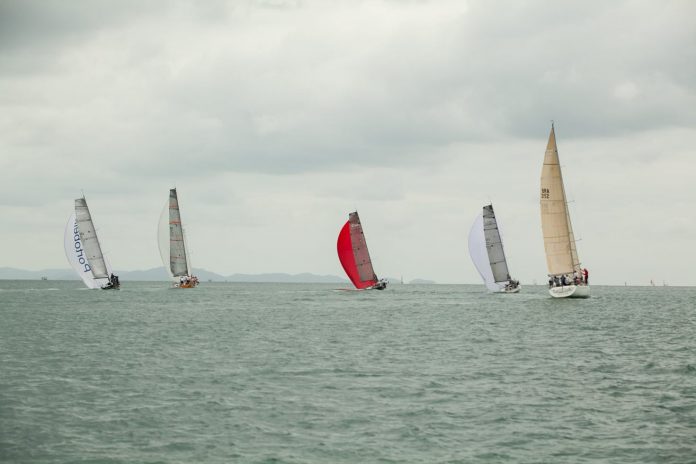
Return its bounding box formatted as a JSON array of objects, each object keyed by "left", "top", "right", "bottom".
[{"left": 1, "top": 0, "right": 695, "bottom": 285}]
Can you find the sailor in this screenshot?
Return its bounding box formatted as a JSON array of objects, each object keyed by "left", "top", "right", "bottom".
[
  {"left": 583, "top": 268, "right": 589, "bottom": 285},
  {"left": 548, "top": 277, "right": 553, "bottom": 287},
  {"left": 561, "top": 275, "right": 567, "bottom": 286}
]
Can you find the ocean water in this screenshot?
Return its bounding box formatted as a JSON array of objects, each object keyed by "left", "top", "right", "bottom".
[{"left": 1, "top": 281, "right": 694, "bottom": 463}]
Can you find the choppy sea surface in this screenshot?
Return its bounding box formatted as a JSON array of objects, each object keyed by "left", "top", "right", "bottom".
[{"left": 1, "top": 280, "right": 694, "bottom": 463}]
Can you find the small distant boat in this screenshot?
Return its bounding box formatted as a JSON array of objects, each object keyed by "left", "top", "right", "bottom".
[
  {"left": 41, "top": 276, "right": 48, "bottom": 281},
  {"left": 158, "top": 188, "right": 199, "bottom": 288},
  {"left": 540, "top": 124, "right": 590, "bottom": 298},
  {"left": 64, "top": 196, "right": 120, "bottom": 290},
  {"left": 468, "top": 204, "right": 520, "bottom": 293},
  {"left": 337, "top": 211, "right": 387, "bottom": 290}
]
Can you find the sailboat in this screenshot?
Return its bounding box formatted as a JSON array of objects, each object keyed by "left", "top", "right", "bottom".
[
  {"left": 64, "top": 196, "right": 120, "bottom": 289},
  {"left": 158, "top": 188, "right": 198, "bottom": 288},
  {"left": 540, "top": 124, "right": 590, "bottom": 298},
  {"left": 337, "top": 211, "right": 387, "bottom": 290},
  {"left": 468, "top": 204, "right": 520, "bottom": 293}
]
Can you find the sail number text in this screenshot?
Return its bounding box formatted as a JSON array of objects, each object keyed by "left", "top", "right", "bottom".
[{"left": 541, "top": 187, "right": 550, "bottom": 199}]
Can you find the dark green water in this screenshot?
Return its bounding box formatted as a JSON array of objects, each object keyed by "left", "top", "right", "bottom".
[{"left": 1, "top": 281, "right": 695, "bottom": 463}]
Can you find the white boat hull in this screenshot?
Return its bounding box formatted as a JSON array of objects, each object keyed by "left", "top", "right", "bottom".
[
  {"left": 549, "top": 285, "right": 590, "bottom": 299},
  {"left": 503, "top": 285, "right": 521, "bottom": 294}
]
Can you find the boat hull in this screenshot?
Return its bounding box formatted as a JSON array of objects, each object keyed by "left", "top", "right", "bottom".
[
  {"left": 549, "top": 285, "right": 590, "bottom": 298},
  {"left": 173, "top": 276, "right": 199, "bottom": 288},
  {"left": 503, "top": 286, "right": 521, "bottom": 294}
]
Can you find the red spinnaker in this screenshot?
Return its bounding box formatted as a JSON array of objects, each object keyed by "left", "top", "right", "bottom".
[{"left": 337, "top": 213, "right": 378, "bottom": 289}]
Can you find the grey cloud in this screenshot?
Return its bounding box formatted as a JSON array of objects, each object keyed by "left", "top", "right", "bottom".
[{"left": 3, "top": 0, "right": 694, "bottom": 183}]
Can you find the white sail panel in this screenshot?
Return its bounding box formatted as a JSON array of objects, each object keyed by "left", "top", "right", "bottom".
[
  {"left": 74, "top": 198, "right": 109, "bottom": 278},
  {"left": 64, "top": 213, "right": 104, "bottom": 289},
  {"left": 483, "top": 205, "right": 510, "bottom": 283},
  {"left": 157, "top": 199, "right": 174, "bottom": 279},
  {"left": 468, "top": 213, "right": 505, "bottom": 292},
  {"left": 168, "top": 189, "right": 189, "bottom": 277},
  {"left": 540, "top": 125, "right": 581, "bottom": 276}
]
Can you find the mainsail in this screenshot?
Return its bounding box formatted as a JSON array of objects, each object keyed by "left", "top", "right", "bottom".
[
  {"left": 540, "top": 124, "right": 581, "bottom": 276},
  {"left": 74, "top": 197, "right": 109, "bottom": 279},
  {"left": 159, "top": 188, "right": 190, "bottom": 278},
  {"left": 337, "top": 211, "right": 379, "bottom": 289},
  {"left": 483, "top": 204, "right": 510, "bottom": 283}
]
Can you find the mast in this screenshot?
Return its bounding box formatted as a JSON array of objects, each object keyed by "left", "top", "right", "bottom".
[
  {"left": 540, "top": 124, "right": 581, "bottom": 276},
  {"left": 74, "top": 197, "right": 109, "bottom": 279},
  {"left": 482, "top": 204, "right": 510, "bottom": 283}
]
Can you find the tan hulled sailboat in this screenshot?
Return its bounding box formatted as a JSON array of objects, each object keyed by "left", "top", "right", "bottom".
[{"left": 540, "top": 124, "right": 590, "bottom": 298}]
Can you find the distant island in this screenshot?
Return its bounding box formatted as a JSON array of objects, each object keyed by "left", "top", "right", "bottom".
[
  {"left": 0, "top": 267, "right": 436, "bottom": 284},
  {"left": 408, "top": 278, "right": 437, "bottom": 284}
]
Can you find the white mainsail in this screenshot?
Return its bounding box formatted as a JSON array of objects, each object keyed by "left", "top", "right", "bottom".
[
  {"left": 483, "top": 204, "right": 510, "bottom": 283},
  {"left": 158, "top": 188, "right": 191, "bottom": 279},
  {"left": 540, "top": 124, "right": 581, "bottom": 276}
]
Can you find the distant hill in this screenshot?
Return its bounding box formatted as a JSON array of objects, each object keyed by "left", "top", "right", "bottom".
[
  {"left": 1, "top": 267, "right": 436, "bottom": 284},
  {"left": 408, "top": 278, "right": 437, "bottom": 284},
  {"left": 0, "top": 267, "right": 348, "bottom": 283}
]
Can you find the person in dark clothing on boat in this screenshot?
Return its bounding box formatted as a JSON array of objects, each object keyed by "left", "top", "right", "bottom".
[
  {"left": 583, "top": 268, "right": 589, "bottom": 285},
  {"left": 548, "top": 277, "right": 554, "bottom": 288}
]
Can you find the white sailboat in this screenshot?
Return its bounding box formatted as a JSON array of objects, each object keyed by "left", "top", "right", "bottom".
[
  {"left": 64, "top": 196, "right": 119, "bottom": 289},
  {"left": 468, "top": 204, "right": 520, "bottom": 293},
  {"left": 158, "top": 188, "right": 198, "bottom": 288},
  {"left": 540, "top": 124, "right": 590, "bottom": 298}
]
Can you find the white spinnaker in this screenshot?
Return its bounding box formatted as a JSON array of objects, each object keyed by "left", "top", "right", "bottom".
[
  {"left": 157, "top": 199, "right": 175, "bottom": 280},
  {"left": 64, "top": 213, "right": 106, "bottom": 289},
  {"left": 468, "top": 213, "right": 505, "bottom": 292}
]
